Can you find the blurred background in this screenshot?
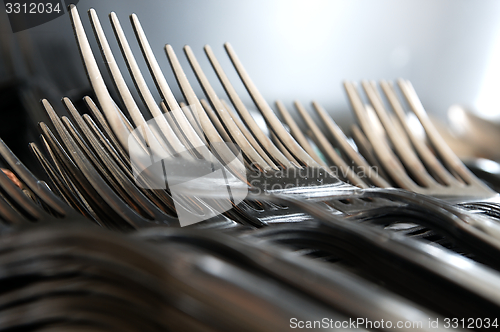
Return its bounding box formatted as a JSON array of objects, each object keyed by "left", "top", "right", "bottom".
[{"left": 1, "top": 0, "right": 500, "bottom": 171}]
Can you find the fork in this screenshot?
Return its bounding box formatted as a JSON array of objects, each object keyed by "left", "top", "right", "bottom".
[
  {"left": 343, "top": 79, "right": 496, "bottom": 199},
  {"left": 0, "top": 137, "right": 97, "bottom": 229},
  {"left": 339, "top": 79, "right": 500, "bottom": 226}
]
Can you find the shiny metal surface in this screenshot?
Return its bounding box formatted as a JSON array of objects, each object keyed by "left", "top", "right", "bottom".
[{"left": 1, "top": 2, "right": 500, "bottom": 330}]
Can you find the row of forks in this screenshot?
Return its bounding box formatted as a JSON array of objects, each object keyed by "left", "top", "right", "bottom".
[
  {"left": 0, "top": 5, "right": 492, "bottom": 255},
  {"left": 2, "top": 6, "right": 493, "bottom": 274},
  {"left": 0, "top": 4, "right": 499, "bottom": 328}
]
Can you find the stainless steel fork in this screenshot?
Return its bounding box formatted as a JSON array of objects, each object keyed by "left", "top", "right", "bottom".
[
  {"left": 0, "top": 138, "right": 96, "bottom": 229},
  {"left": 344, "top": 79, "right": 497, "bottom": 201}
]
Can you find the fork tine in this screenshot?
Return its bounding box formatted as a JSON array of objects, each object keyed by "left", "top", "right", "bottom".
[
  {"left": 312, "top": 101, "right": 391, "bottom": 188},
  {"left": 370, "top": 80, "right": 416, "bottom": 151},
  {"left": 41, "top": 99, "right": 168, "bottom": 229},
  {"left": 165, "top": 45, "right": 267, "bottom": 175},
  {"left": 293, "top": 100, "right": 367, "bottom": 188},
  {"left": 204, "top": 45, "right": 295, "bottom": 169},
  {"left": 163, "top": 46, "right": 208, "bottom": 144},
  {"left": 84, "top": 97, "right": 170, "bottom": 197},
  {"left": 199, "top": 98, "right": 258, "bottom": 162},
  {"left": 270, "top": 131, "right": 301, "bottom": 168},
  {"left": 68, "top": 5, "right": 132, "bottom": 152},
  {"left": 361, "top": 81, "right": 438, "bottom": 188},
  {"left": 181, "top": 47, "right": 227, "bottom": 134},
  {"left": 84, "top": 97, "right": 131, "bottom": 165},
  {"left": 184, "top": 45, "right": 270, "bottom": 163},
  {"left": 380, "top": 81, "right": 460, "bottom": 186},
  {"left": 65, "top": 97, "right": 179, "bottom": 217},
  {"left": 0, "top": 161, "right": 44, "bottom": 221},
  {"left": 39, "top": 131, "right": 80, "bottom": 191},
  {"left": 62, "top": 99, "right": 207, "bottom": 223},
  {"left": 38, "top": 127, "right": 108, "bottom": 225},
  {"left": 274, "top": 100, "right": 327, "bottom": 168},
  {"left": 30, "top": 141, "right": 98, "bottom": 221},
  {"left": 30, "top": 140, "right": 75, "bottom": 204},
  {"left": 158, "top": 100, "right": 197, "bottom": 156},
  {"left": 398, "top": 79, "right": 488, "bottom": 189},
  {"left": 198, "top": 99, "right": 235, "bottom": 145},
  {"left": 154, "top": 59, "right": 249, "bottom": 183},
  {"left": 40, "top": 120, "right": 145, "bottom": 230},
  {"left": 0, "top": 138, "right": 69, "bottom": 216},
  {"left": 130, "top": 14, "right": 210, "bottom": 160},
  {"left": 62, "top": 115, "right": 128, "bottom": 192},
  {"left": 83, "top": 113, "right": 130, "bottom": 173},
  {"left": 181, "top": 45, "right": 274, "bottom": 172},
  {"left": 350, "top": 124, "right": 393, "bottom": 184},
  {"left": 0, "top": 191, "right": 28, "bottom": 225},
  {"left": 90, "top": 93, "right": 171, "bottom": 171},
  {"left": 344, "top": 82, "right": 419, "bottom": 190},
  {"left": 89, "top": 8, "right": 175, "bottom": 159},
  {"left": 220, "top": 99, "right": 279, "bottom": 170},
  {"left": 178, "top": 101, "right": 205, "bottom": 139},
  {"left": 108, "top": 12, "right": 190, "bottom": 158},
  {"left": 65, "top": 117, "right": 174, "bottom": 220},
  {"left": 224, "top": 43, "right": 321, "bottom": 168},
  {"left": 82, "top": 113, "right": 177, "bottom": 215},
  {"left": 89, "top": 10, "right": 146, "bottom": 136},
  {"left": 39, "top": 125, "right": 126, "bottom": 228},
  {"left": 199, "top": 99, "right": 268, "bottom": 173},
  {"left": 63, "top": 98, "right": 174, "bottom": 221}
]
